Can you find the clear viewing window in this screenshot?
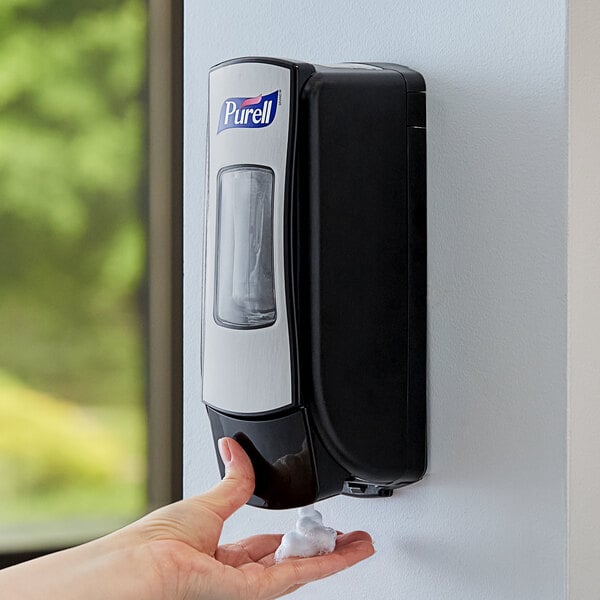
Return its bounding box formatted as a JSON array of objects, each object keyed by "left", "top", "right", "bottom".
[{"left": 215, "top": 166, "right": 276, "bottom": 329}]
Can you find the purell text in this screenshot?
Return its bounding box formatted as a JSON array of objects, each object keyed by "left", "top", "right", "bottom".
[{"left": 217, "top": 90, "right": 278, "bottom": 133}]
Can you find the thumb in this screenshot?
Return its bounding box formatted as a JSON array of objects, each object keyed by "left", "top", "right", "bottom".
[
  {"left": 196, "top": 437, "right": 256, "bottom": 522},
  {"left": 132, "top": 438, "right": 255, "bottom": 553}
]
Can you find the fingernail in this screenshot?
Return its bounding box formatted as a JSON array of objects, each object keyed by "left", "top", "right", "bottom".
[{"left": 218, "top": 438, "right": 232, "bottom": 466}]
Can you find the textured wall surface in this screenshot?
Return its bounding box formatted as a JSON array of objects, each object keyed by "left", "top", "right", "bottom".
[
  {"left": 568, "top": 0, "right": 600, "bottom": 596},
  {"left": 183, "top": 2, "right": 568, "bottom": 598}
]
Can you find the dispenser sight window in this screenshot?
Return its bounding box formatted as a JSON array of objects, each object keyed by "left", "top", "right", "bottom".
[{"left": 215, "top": 166, "right": 276, "bottom": 329}]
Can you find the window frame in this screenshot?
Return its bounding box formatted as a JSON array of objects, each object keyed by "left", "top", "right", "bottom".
[{"left": 146, "top": 0, "right": 184, "bottom": 512}]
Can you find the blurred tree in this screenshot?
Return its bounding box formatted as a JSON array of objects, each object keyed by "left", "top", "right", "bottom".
[{"left": 0, "top": 0, "right": 146, "bottom": 406}]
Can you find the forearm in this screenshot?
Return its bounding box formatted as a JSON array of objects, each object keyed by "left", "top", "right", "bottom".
[{"left": 0, "top": 531, "right": 157, "bottom": 600}]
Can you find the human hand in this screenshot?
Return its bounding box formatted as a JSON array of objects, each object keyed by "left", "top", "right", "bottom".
[
  {"left": 126, "top": 437, "right": 374, "bottom": 599},
  {"left": 0, "top": 437, "right": 374, "bottom": 600}
]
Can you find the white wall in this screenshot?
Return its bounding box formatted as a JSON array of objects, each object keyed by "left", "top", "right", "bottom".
[
  {"left": 184, "top": 2, "right": 570, "bottom": 598},
  {"left": 568, "top": 0, "right": 600, "bottom": 596}
]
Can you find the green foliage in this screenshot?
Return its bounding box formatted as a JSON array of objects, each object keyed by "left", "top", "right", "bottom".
[
  {"left": 0, "top": 0, "right": 145, "bottom": 275},
  {"left": 0, "top": 0, "right": 147, "bottom": 525},
  {"left": 0, "top": 370, "right": 125, "bottom": 495},
  {"left": 0, "top": 0, "right": 146, "bottom": 406},
  {"left": 0, "top": 371, "right": 145, "bottom": 522}
]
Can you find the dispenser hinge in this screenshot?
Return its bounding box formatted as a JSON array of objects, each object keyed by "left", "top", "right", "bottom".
[{"left": 342, "top": 480, "right": 394, "bottom": 498}]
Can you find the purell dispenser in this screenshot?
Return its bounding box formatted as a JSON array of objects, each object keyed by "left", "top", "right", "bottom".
[{"left": 202, "top": 57, "right": 426, "bottom": 508}]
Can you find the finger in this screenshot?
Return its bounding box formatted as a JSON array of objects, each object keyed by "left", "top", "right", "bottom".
[
  {"left": 257, "top": 537, "right": 375, "bottom": 598},
  {"left": 335, "top": 530, "right": 373, "bottom": 547},
  {"left": 256, "top": 530, "right": 373, "bottom": 569},
  {"left": 136, "top": 438, "right": 255, "bottom": 553},
  {"left": 194, "top": 437, "right": 255, "bottom": 522},
  {"left": 232, "top": 531, "right": 372, "bottom": 567},
  {"left": 216, "top": 534, "right": 283, "bottom": 567}
]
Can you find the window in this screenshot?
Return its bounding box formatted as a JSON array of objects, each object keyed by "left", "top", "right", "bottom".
[
  {"left": 215, "top": 167, "right": 276, "bottom": 329},
  {"left": 0, "top": 0, "right": 182, "bottom": 566}
]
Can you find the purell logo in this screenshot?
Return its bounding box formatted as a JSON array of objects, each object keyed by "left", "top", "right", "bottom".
[{"left": 217, "top": 90, "right": 278, "bottom": 133}]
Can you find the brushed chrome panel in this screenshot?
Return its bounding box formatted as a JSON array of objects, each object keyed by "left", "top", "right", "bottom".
[{"left": 203, "top": 61, "right": 293, "bottom": 414}]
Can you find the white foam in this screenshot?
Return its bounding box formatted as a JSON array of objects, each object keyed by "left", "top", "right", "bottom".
[{"left": 274, "top": 505, "right": 337, "bottom": 562}]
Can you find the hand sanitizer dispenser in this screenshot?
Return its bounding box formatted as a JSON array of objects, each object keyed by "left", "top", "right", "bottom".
[{"left": 202, "top": 57, "right": 426, "bottom": 509}]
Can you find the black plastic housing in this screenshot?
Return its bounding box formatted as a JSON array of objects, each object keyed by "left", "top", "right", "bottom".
[{"left": 206, "top": 58, "right": 426, "bottom": 508}]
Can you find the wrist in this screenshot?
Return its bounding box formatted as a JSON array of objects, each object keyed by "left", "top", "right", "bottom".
[{"left": 0, "top": 529, "right": 159, "bottom": 600}]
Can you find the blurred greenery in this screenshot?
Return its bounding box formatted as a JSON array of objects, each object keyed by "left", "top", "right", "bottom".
[
  {"left": 0, "top": 370, "right": 144, "bottom": 521},
  {"left": 0, "top": 0, "right": 147, "bottom": 525}
]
